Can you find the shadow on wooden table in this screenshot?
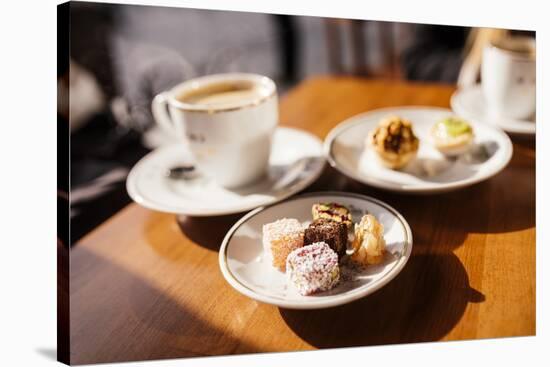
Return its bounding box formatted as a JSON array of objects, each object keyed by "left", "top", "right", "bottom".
[
  {"left": 175, "top": 213, "right": 244, "bottom": 251},
  {"left": 510, "top": 134, "right": 535, "bottom": 151},
  {"left": 71, "top": 247, "right": 259, "bottom": 364},
  {"left": 279, "top": 253, "right": 484, "bottom": 348},
  {"left": 329, "top": 163, "right": 534, "bottom": 240}
]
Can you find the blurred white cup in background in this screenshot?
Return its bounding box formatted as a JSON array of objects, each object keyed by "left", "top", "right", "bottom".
[{"left": 481, "top": 36, "right": 536, "bottom": 120}]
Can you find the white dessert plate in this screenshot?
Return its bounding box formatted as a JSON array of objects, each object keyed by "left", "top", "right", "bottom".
[
  {"left": 126, "top": 127, "right": 325, "bottom": 216},
  {"left": 451, "top": 84, "right": 536, "bottom": 135},
  {"left": 324, "top": 106, "right": 513, "bottom": 194},
  {"left": 219, "top": 192, "right": 413, "bottom": 309}
]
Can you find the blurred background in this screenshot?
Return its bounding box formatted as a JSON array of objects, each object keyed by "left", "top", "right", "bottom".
[{"left": 59, "top": 2, "right": 529, "bottom": 243}]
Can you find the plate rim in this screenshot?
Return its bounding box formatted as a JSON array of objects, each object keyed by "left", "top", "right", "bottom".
[
  {"left": 218, "top": 191, "right": 413, "bottom": 309},
  {"left": 126, "top": 126, "right": 326, "bottom": 216},
  {"left": 450, "top": 84, "right": 536, "bottom": 135},
  {"left": 323, "top": 106, "right": 514, "bottom": 193}
]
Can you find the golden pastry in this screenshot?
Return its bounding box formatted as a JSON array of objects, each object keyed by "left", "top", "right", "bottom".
[
  {"left": 368, "top": 115, "right": 419, "bottom": 169},
  {"left": 351, "top": 214, "right": 385, "bottom": 265}
]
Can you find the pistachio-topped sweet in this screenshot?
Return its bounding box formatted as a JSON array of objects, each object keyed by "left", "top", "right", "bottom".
[
  {"left": 440, "top": 117, "right": 473, "bottom": 137},
  {"left": 431, "top": 116, "right": 474, "bottom": 156},
  {"left": 368, "top": 115, "right": 419, "bottom": 169},
  {"left": 312, "top": 202, "right": 353, "bottom": 230}
]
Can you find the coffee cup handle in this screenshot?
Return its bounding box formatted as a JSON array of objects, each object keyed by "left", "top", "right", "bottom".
[{"left": 152, "top": 92, "right": 176, "bottom": 134}]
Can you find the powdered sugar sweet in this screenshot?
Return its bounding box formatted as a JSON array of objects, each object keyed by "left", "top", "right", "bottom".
[
  {"left": 262, "top": 218, "right": 304, "bottom": 271},
  {"left": 286, "top": 242, "right": 340, "bottom": 295}
]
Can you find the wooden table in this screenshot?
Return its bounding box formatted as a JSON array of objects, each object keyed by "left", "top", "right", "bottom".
[{"left": 70, "top": 77, "right": 536, "bottom": 365}]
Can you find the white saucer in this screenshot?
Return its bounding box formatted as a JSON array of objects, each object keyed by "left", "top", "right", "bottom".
[
  {"left": 126, "top": 127, "right": 325, "bottom": 216},
  {"left": 451, "top": 84, "right": 536, "bottom": 135},
  {"left": 324, "top": 106, "right": 513, "bottom": 194},
  {"left": 219, "top": 192, "right": 412, "bottom": 309}
]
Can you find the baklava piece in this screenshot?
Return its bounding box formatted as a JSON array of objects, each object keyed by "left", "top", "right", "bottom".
[
  {"left": 351, "top": 214, "right": 386, "bottom": 265},
  {"left": 312, "top": 202, "right": 353, "bottom": 230}
]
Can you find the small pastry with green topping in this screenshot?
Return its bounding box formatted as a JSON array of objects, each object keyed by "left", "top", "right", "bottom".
[
  {"left": 368, "top": 115, "right": 419, "bottom": 169},
  {"left": 431, "top": 116, "right": 474, "bottom": 156}
]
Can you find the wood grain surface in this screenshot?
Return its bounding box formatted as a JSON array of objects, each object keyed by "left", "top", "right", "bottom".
[{"left": 70, "top": 77, "right": 536, "bottom": 365}]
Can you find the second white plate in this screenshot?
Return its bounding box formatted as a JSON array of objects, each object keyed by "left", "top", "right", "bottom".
[
  {"left": 219, "top": 192, "right": 412, "bottom": 309},
  {"left": 324, "top": 106, "right": 513, "bottom": 194}
]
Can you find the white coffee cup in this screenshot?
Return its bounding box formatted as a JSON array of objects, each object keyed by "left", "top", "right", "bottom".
[
  {"left": 152, "top": 73, "right": 278, "bottom": 188},
  {"left": 481, "top": 36, "right": 536, "bottom": 120}
]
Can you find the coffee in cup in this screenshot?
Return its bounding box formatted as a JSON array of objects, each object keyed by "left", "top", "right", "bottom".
[
  {"left": 178, "top": 81, "right": 264, "bottom": 106},
  {"left": 152, "top": 73, "right": 278, "bottom": 188}
]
